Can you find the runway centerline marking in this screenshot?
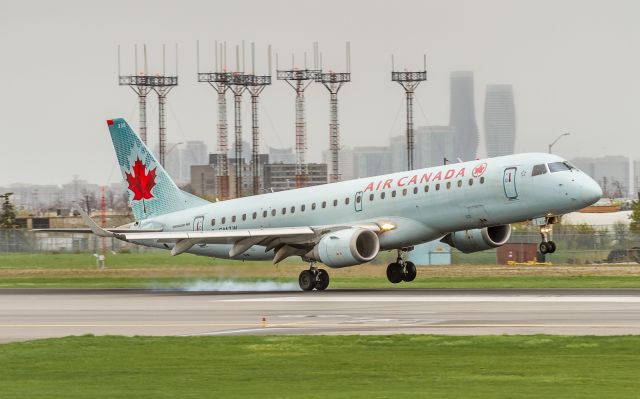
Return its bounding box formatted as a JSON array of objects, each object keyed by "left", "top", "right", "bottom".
[{"left": 219, "top": 295, "right": 640, "bottom": 303}]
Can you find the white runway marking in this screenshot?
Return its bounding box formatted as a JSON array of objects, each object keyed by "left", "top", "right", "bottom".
[{"left": 220, "top": 295, "right": 640, "bottom": 303}]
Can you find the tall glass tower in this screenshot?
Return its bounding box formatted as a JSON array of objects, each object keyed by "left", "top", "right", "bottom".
[
  {"left": 449, "top": 71, "right": 479, "bottom": 161},
  {"left": 484, "top": 84, "right": 516, "bottom": 157}
]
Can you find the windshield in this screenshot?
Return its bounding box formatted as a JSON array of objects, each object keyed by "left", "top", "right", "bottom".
[{"left": 548, "top": 161, "right": 574, "bottom": 173}]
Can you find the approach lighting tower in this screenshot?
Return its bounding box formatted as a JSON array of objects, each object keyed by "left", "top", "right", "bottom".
[
  {"left": 151, "top": 44, "right": 179, "bottom": 167},
  {"left": 317, "top": 42, "right": 351, "bottom": 183},
  {"left": 197, "top": 41, "right": 231, "bottom": 200},
  {"left": 277, "top": 46, "right": 321, "bottom": 188},
  {"left": 228, "top": 44, "right": 249, "bottom": 198},
  {"left": 391, "top": 55, "right": 427, "bottom": 171},
  {"left": 244, "top": 43, "right": 272, "bottom": 196},
  {"left": 118, "top": 44, "right": 153, "bottom": 144}
]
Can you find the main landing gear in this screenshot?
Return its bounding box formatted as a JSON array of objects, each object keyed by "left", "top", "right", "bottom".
[
  {"left": 386, "top": 249, "right": 417, "bottom": 284},
  {"left": 539, "top": 224, "right": 556, "bottom": 254},
  {"left": 298, "top": 262, "right": 330, "bottom": 291}
]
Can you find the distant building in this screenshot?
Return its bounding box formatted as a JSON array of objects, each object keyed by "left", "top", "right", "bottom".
[
  {"left": 392, "top": 126, "right": 456, "bottom": 170},
  {"left": 485, "top": 84, "right": 516, "bottom": 157},
  {"left": 352, "top": 147, "right": 392, "bottom": 178},
  {"left": 322, "top": 147, "right": 354, "bottom": 181},
  {"left": 263, "top": 163, "right": 328, "bottom": 192},
  {"left": 180, "top": 141, "right": 208, "bottom": 182},
  {"left": 572, "top": 156, "right": 629, "bottom": 198},
  {"left": 268, "top": 147, "right": 296, "bottom": 164},
  {"left": 449, "top": 71, "right": 479, "bottom": 161},
  {"left": 192, "top": 153, "right": 269, "bottom": 198}
]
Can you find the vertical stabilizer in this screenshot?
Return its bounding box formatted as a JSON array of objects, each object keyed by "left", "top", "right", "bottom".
[{"left": 107, "top": 118, "right": 209, "bottom": 221}]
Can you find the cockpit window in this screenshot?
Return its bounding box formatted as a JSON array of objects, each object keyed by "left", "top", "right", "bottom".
[
  {"left": 548, "top": 161, "right": 573, "bottom": 173},
  {"left": 532, "top": 164, "right": 547, "bottom": 176}
]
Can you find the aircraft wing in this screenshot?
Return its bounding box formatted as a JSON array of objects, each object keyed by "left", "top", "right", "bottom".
[
  {"left": 116, "top": 223, "right": 383, "bottom": 257},
  {"left": 32, "top": 228, "right": 163, "bottom": 234}
]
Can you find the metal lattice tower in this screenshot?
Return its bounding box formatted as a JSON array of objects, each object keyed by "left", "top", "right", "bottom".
[
  {"left": 391, "top": 55, "right": 427, "bottom": 171},
  {"left": 317, "top": 42, "right": 351, "bottom": 183},
  {"left": 229, "top": 68, "right": 247, "bottom": 198},
  {"left": 244, "top": 43, "right": 272, "bottom": 196},
  {"left": 197, "top": 41, "right": 231, "bottom": 200},
  {"left": 118, "top": 45, "right": 153, "bottom": 144},
  {"left": 277, "top": 49, "right": 321, "bottom": 188},
  {"left": 119, "top": 44, "right": 178, "bottom": 166}
]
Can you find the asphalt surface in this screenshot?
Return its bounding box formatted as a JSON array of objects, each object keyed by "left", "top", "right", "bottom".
[{"left": 1, "top": 288, "right": 640, "bottom": 342}]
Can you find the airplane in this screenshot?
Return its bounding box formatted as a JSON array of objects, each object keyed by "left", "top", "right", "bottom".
[{"left": 41, "top": 118, "right": 602, "bottom": 291}]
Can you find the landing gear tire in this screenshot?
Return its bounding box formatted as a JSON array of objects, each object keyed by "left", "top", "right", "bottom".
[
  {"left": 315, "top": 269, "right": 330, "bottom": 291},
  {"left": 539, "top": 242, "right": 550, "bottom": 254},
  {"left": 386, "top": 263, "right": 403, "bottom": 284},
  {"left": 403, "top": 261, "right": 417, "bottom": 282},
  {"left": 299, "top": 270, "right": 317, "bottom": 291},
  {"left": 547, "top": 241, "right": 556, "bottom": 254}
]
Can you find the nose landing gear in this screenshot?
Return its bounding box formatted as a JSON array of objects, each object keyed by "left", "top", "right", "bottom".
[
  {"left": 386, "top": 249, "right": 417, "bottom": 284},
  {"left": 539, "top": 224, "right": 557, "bottom": 254}
]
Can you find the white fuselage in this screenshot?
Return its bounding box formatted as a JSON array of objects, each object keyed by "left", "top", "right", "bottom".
[{"left": 131, "top": 153, "right": 602, "bottom": 261}]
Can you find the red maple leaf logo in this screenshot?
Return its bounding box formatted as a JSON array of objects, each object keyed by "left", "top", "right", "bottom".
[
  {"left": 125, "top": 158, "right": 157, "bottom": 205},
  {"left": 472, "top": 163, "right": 487, "bottom": 177}
]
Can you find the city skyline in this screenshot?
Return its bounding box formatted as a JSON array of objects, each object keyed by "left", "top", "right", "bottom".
[{"left": 1, "top": 0, "right": 639, "bottom": 186}]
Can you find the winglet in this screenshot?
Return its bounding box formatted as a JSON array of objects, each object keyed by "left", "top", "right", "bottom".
[{"left": 76, "top": 207, "right": 115, "bottom": 238}]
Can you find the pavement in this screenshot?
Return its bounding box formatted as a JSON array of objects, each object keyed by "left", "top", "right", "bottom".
[{"left": 1, "top": 288, "right": 640, "bottom": 342}]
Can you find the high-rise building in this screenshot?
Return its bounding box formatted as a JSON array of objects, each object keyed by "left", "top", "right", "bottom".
[
  {"left": 180, "top": 141, "right": 208, "bottom": 182},
  {"left": 268, "top": 147, "right": 296, "bottom": 164},
  {"left": 392, "top": 126, "right": 457, "bottom": 169},
  {"left": 322, "top": 147, "right": 354, "bottom": 181},
  {"left": 485, "top": 84, "right": 516, "bottom": 157},
  {"left": 449, "top": 71, "right": 479, "bottom": 161},
  {"left": 352, "top": 147, "right": 392, "bottom": 178}
]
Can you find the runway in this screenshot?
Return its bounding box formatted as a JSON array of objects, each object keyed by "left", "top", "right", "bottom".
[{"left": 1, "top": 288, "right": 640, "bottom": 342}]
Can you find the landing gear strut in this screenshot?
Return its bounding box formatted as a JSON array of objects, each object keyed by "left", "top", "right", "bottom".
[
  {"left": 298, "top": 262, "right": 330, "bottom": 291},
  {"left": 386, "top": 249, "right": 417, "bottom": 284},
  {"left": 539, "top": 223, "right": 557, "bottom": 255}
]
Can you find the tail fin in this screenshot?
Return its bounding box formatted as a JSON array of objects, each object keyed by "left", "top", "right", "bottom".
[{"left": 107, "top": 118, "right": 210, "bottom": 221}]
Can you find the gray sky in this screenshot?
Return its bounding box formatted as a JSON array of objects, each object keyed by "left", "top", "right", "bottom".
[{"left": 1, "top": 0, "right": 638, "bottom": 186}]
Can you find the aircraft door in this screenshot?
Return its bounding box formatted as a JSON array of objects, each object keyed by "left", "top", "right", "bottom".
[
  {"left": 193, "top": 216, "right": 206, "bottom": 247},
  {"left": 503, "top": 167, "right": 518, "bottom": 200},
  {"left": 354, "top": 191, "right": 363, "bottom": 212}
]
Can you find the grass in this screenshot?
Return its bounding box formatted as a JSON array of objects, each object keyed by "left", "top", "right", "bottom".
[
  {"left": 1, "top": 252, "right": 640, "bottom": 288},
  {"left": 1, "top": 335, "right": 639, "bottom": 398}
]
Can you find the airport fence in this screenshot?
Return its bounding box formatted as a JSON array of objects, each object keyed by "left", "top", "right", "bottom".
[{"left": 1, "top": 225, "right": 640, "bottom": 264}]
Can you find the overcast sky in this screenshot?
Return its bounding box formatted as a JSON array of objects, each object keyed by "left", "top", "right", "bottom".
[{"left": 1, "top": 0, "right": 638, "bottom": 186}]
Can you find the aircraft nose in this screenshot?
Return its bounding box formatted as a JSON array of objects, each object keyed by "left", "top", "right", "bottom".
[{"left": 581, "top": 175, "right": 602, "bottom": 205}]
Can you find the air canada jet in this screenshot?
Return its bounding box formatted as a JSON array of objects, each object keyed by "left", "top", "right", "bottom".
[{"left": 43, "top": 118, "right": 602, "bottom": 291}]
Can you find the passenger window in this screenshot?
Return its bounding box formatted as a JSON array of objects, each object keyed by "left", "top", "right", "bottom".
[
  {"left": 271, "top": 209, "right": 276, "bottom": 216},
  {"left": 345, "top": 198, "right": 350, "bottom": 205},
  {"left": 312, "top": 203, "right": 316, "bottom": 210},
  {"left": 480, "top": 177, "right": 485, "bottom": 184},
  {"left": 436, "top": 183, "right": 440, "bottom": 191},
  {"left": 291, "top": 206, "right": 295, "bottom": 213},
  {"left": 322, "top": 201, "right": 327, "bottom": 208},
  {"left": 381, "top": 192, "right": 386, "bottom": 199},
  {"left": 446, "top": 182, "right": 451, "bottom": 189},
  {"left": 282, "top": 208, "right": 286, "bottom": 215},
  {"left": 211, "top": 218, "right": 216, "bottom": 226},
  {"left": 369, "top": 193, "right": 374, "bottom": 201},
  {"left": 468, "top": 179, "right": 473, "bottom": 186},
  {"left": 232, "top": 216, "right": 236, "bottom": 223},
  {"left": 333, "top": 199, "right": 338, "bottom": 207},
  {"left": 402, "top": 188, "right": 407, "bottom": 196},
  {"left": 356, "top": 195, "right": 361, "bottom": 203},
  {"left": 221, "top": 217, "right": 226, "bottom": 224},
  {"left": 301, "top": 204, "right": 306, "bottom": 212},
  {"left": 413, "top": 187, "right": 418, "bottom": 194},
  {"left": 242, "top": 214, "right": 246, "bottom": 221},
  {"left": 532, "top": 164, "right": 547, "bottom": 176},
  {"left": 424, "top": 185, "right": 429, "bottom": 192},
  {"left": 392, "top": 190, "right": 397, "bottom": 198},
  {"left": 457, "top": 180, "right": 462, "bottom": 188},
  {"left": 252, "top": 212, "right": 257, "bottom": 219},
  {"left": 263, "top": 210, "right": 268, "bottom": 218}
]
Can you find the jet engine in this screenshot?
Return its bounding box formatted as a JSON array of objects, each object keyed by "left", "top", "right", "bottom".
[
  {"left": 307, "top": 228, "right": 380, "bottom": 268},
  {"left": 441, "top": 225, "right": 511, "bottom": 254}
]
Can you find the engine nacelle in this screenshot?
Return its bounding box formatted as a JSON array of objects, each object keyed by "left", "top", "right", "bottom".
[
  {"left": 442, "top": 225, "right": 511, "bottom": 254},
  {"left": 307, "top": 228, "right": 380, "bottom": 268}
]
